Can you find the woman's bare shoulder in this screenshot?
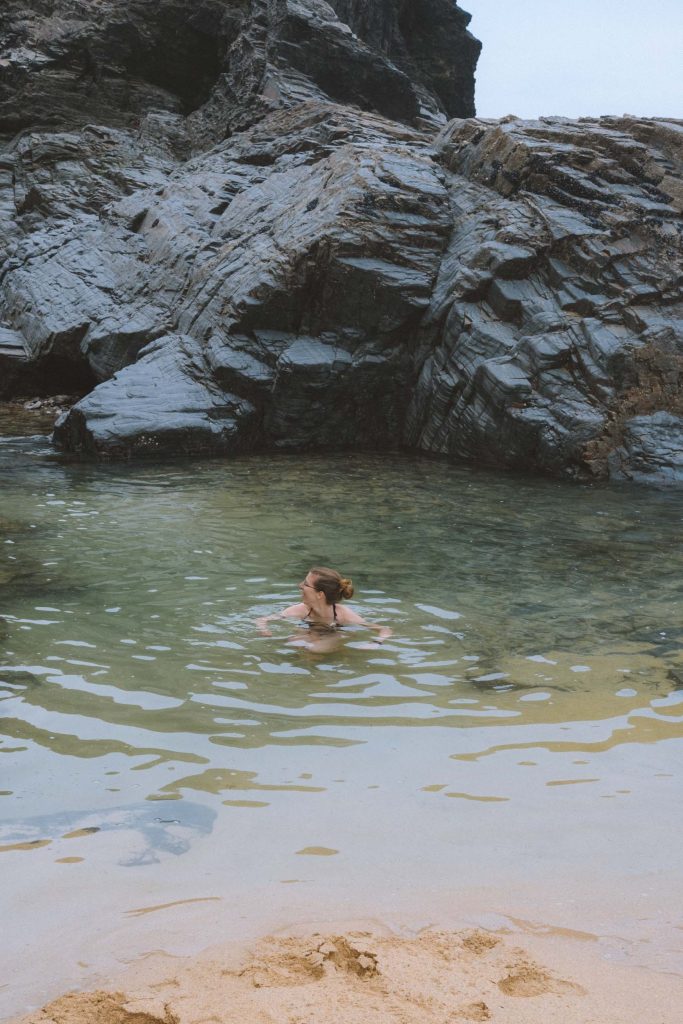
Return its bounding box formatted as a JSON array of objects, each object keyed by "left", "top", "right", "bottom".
[{"left": 336, "top": 604, "right": 366, "bottom": 625}]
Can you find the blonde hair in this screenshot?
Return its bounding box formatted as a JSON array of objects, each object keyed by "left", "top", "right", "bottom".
[{"left": 309, "top": 566, "right": 354, "bottom": 603}]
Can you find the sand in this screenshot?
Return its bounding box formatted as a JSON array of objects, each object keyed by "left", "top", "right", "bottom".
[{"left": 12, "top": 923, "right": 683, "bottom": 1024}]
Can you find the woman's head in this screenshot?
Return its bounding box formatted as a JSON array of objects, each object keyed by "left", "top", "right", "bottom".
[{"left": 300, "top": 566, "right": 354, "bottom": 604}]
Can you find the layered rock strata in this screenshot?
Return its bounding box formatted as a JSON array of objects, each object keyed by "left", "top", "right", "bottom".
[
  {"left": 407, "top": 116, "right": 683, "bottom": 483},
  {"left": 1, "top": 1, "right": 681, "bottom": 483}
]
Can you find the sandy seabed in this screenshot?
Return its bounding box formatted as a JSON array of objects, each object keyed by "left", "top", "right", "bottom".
[{"left": 13, "top": 923, "right": 683, "bottom": 1024}]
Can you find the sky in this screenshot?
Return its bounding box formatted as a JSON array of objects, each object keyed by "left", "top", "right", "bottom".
[{"left": 463, "top": 0, "right": 682, "bottom": 119}]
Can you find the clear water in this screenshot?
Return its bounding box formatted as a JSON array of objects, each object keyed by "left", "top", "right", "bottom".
[{"left": 1, "top": 414, "right": 682, "bottom": 1016}]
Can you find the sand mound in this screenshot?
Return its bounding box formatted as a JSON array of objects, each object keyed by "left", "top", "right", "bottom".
[{"left": 13, "top": 929, "right": 596, "bottom": 1024}]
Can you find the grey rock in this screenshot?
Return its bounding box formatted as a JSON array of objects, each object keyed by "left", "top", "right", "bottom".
[
  {"left": 206, "top": 336, "right": 276, "bottom": 398},
  {"left": 0, "top": 326, "right": 30, "bottom": 397},
  {"left": 0, "top": 0, "right": 478, "bottom": 143},
  {"left": 48, "top": 103, "right": 450, "bottom": 455},
  {"left": 607, "top": 412, "right": 683, "bottom": 484},
  {"left": 1, "top": 3, "right": 682, "bottom": 484},
  {"left": 53, "top": 334, "right": 256, "bottom": 457},
  {"left": 405, "top": 115, "right": 682, "bottom": 480}
]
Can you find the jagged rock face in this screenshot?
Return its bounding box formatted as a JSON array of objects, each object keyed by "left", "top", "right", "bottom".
[
  {"left": 1, "top": 2, "right": 682, "bottom": 484},
  {"left": 0, "top": 0, "right": 236, "bottom": 134},
  {"left": 0, "top": 0, "right": 480, "bottom": 139},
  {"left": 327, "top": 0, "right": 479, "bottom": 119},
  {"left": 40, "top": 104, "right": 452, "bottom": 456},
  {"left": 406, "top": 116, "right": 683, "bottom": 483}
]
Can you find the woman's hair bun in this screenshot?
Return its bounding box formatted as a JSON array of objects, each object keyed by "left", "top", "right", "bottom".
[{"left": 309, "top": 566, "right": 354, "bottom": 603}]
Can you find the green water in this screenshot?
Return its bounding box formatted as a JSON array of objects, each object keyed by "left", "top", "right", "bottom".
[{"left": 1, "top": 419, "right": 682, "bottom": 1016}]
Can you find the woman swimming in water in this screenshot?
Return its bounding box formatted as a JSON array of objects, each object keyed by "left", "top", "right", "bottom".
[{"left": 256, "top": 566, "right": 392, "bottom": 649}]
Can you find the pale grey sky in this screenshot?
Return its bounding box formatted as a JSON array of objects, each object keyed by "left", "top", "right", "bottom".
[{"left": 464, "top": 0, "right": 682, "bottom": 119}]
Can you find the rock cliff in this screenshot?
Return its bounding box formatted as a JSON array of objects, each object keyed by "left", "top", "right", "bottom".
[{"left": 1, "top": 1, "right": 681, "bottom": 482}]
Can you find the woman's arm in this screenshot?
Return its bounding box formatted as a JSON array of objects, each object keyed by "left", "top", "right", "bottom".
[
  {"left": 256, "top": 603, "right": 307, "bottom": 636},
  {"left": 336, "top": 605, "right": 392, "bottom": 643}
]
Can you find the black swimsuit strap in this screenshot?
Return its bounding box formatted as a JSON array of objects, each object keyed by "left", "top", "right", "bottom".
[{"left": 305, "top": 604, "right": 337, "bottom": 626}]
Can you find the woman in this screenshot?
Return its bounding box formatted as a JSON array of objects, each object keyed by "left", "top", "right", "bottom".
[{"left": 257, "top": 566, "right": 392, "bottom": 650}]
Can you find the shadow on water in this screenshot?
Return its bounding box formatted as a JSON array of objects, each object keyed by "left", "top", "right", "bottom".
[{"left": 0, "top": 801, "right": 215, "bottom": 865}]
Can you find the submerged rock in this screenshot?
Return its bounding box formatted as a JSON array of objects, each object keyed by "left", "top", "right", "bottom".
[{"left": 1, "top": 2, "right": 682, "bottom": 481}]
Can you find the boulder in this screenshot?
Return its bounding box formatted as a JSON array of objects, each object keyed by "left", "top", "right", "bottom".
[{"left": 53, "top": 334, "right": 256, "bottom": 457}]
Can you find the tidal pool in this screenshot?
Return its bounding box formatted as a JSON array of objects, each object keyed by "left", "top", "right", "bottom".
[{"left": 1, "top": 419, "right": 682, "bottom": 1017}]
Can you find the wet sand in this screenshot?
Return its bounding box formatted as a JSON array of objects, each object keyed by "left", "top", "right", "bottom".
[{"left": 12, "top": 921, "right": 683, "bottom": 1024}]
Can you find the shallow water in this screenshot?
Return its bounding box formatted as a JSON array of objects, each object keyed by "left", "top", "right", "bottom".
[{"left": 1, "top": 418, "right": 682, "bottom": 1016}]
